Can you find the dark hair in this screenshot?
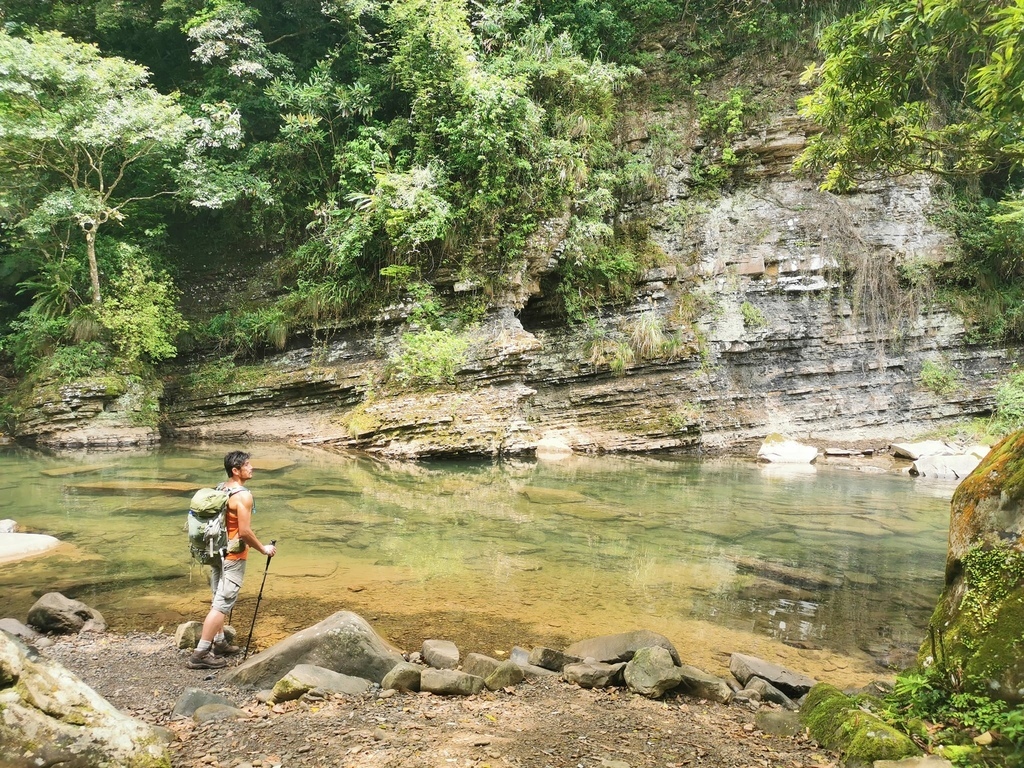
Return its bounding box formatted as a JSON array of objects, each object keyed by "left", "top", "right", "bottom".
[{"left": 224, "top": 450, "right": 251, "bottom": 477}]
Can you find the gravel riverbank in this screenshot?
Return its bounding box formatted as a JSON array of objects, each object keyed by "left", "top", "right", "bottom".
[{"left": 44, "top": 631, "right": 842, "bottom": 768}]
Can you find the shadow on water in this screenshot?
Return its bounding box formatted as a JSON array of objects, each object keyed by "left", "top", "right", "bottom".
[{"left": 0, "top": 443, "right": 956, "bottom": 684}]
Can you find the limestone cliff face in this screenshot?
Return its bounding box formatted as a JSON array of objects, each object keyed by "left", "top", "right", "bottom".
[
  {"left": 14, "top": 115, "right": 1020, "bottom": 453},
  {"left": 152, "top": 115, "right": 1014, "bottom": 457}
]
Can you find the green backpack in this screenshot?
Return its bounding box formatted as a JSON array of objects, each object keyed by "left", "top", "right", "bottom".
[{"left": 187, "top": 485, "right": 243, "bottom": 564}]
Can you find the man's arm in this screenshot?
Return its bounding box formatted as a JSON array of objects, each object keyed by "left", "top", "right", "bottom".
[{"left": 231, "top": 492, "right": 276, "bottom": 557}]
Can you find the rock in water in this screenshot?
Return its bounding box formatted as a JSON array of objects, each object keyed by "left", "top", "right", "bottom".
[
  {"left": 0, "top": 632, "right": 171, "bottom": 767},
  {"left": 756, "top": 433, "right": 818, "bottom": 464}
]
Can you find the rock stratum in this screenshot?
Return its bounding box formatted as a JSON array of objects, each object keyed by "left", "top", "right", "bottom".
[{"left": 13, "top": 114, "right": 1018, "bottom": 455}]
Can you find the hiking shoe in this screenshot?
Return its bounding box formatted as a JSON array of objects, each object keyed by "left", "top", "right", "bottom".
[
  {"left": 186, "top": 650, "right": 227, "bottom": 670},
  {"left": 213, "top": 640, "right": 240, "bottom": 656}
]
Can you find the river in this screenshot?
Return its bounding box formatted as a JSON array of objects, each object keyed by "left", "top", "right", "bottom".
[{"left": 0, "top": 443, "right": 955, "bottom": 686}]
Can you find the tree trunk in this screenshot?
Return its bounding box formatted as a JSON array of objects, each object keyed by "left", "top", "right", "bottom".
[{"left": 85, "top": 227, "right": 101, "bottom": 304}]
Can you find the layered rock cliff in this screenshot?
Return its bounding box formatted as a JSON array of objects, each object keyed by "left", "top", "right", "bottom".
[{"left": 13, "top": 102, "right": 1019, "bottom": 454}]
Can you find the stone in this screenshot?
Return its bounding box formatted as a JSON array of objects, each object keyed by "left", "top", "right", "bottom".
[
  {"left": 0, "top": 618, "right": 40, "bottom": 642},
  {"left": 746, "top": 676, "right": 798, "bottom": 710},
  {"left": 891, "top": 441, "right": 955, "bottom": 460},
  {"left": 729, "top": 653, "right": 816, "bottom": 698},
  {"left": 873, "top": 757, "right": 954, "bottom": 768},
  {"left": 26, "top": 592, "right": 106, "bottom": 634},
  {"left": 564, "top": 630, "right": 681, "bottom": 665},
  {"left": 562, "top": 660, "right": 626, "bottom": 689},
  {"left": 508, "top": 646, "right": 559, "bottom": 677},
  {"left": 909, "top": 454, "right": 982, "bottom": 480},
  {"left": 623, "top": 646, "right": 685, "bottom": 698},
  {"left": 484, "top": 660, "right": 525, "bottom": 691},
  {"left": 462, "top": 652, "right": 502, "bottom": 679},
  {"left": 171, "top": 688, "right": 238, "bottom": 718},
  {"left": 676, "top": 664, "right": 733, "bottom": 704},
  {"left": 519, "top": 486, "right": 591, "bottom": 504},
  {"left": 193, "top": 703, "right": 247, "bottom": 723},
  {"left": 0, "top": 519, "right": 17, "bottom": 532},
  {"left": 527, "top": 646, "right": 581, "bottom": 672},
  {"left": 756, "top": 433, "right": 818, "bottom": 464},
  {"left": 174, "top": 621, "right": 203, "bottom": 650},
  {"left": 224, "top": 610, "right": 404, "bottom": 689},
  {"left": 422, "top": 639, "right": 460, "bottom": 669},
  {"left": 420, "top": 668, "right": 484, "bottom": 696},
  {"left": 0, "top": 631, "right": 171, "bottom": 767},
  {"left": 174, "top": 623, "right": 235, "bottom": 651},
  {"left": 381, "top": 661, "right": 422, "bottom": 692},
  {"left": 801, "top": 683, "right": 919, "bottom": 764},
  {"left": 270, "top": 664, "right": 372, "bottom": 702},
  {"left": 0, "top": 532, "right": 60, "bottom": 565},
  {"left": 535, "top": 436, "right": 573, "bottom": 459},
  {"left": 755, "top": 710, "right": 803, "bottom": 737}
]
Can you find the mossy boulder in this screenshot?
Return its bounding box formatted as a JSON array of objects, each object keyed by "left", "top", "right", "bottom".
[
  {"left": 800, "top": 683, "right": 919, "bottom": 766},
  {"left": 922, "top": 430, "right": 1024, "bottom": 703},
  {"left": 0, "top": 631, "right": 171, "bottom": 768}
]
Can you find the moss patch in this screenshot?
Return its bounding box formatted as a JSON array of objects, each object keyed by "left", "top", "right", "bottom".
[{"left": 801, "top": 684, "right": 919, "bottom": 765}]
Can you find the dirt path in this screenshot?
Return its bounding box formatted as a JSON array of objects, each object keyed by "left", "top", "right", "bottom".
[{"left": 46, "top": 632, "right": 841, "bottom": 768}]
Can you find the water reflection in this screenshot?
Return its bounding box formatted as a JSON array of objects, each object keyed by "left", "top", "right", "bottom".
[{"left": 0, "top": 444, "right": 954, "bottom": 685}]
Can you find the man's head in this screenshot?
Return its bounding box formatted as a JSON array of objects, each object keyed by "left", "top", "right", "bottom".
[{"left": 224, "top": 450, "right": 252, "bottom": 478}]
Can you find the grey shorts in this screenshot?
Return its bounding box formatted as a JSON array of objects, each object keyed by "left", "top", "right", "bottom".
[{"left": 209, "top": 558, "right": 247, "bottom": 614}]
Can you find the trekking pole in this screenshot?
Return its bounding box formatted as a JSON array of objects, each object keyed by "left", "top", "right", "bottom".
[{"left": 243, "top": 539, "right": 276, "bottom": 660}]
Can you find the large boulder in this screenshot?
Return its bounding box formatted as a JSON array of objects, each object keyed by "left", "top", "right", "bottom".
[
  {"left": 223, "top": 611, "right": 404, "bottom": 690},
  {"left": 26, "top": 592, "right": 106, "bottom": 634},
  {"left": 563, "top": 630, "right": 681, "bottom": 665},
  {"left": 0, "top": 631, "right": 171, "bottom": 767},
  {"left": 923, "top": 432, "right": 1024, "bottom": 703}
]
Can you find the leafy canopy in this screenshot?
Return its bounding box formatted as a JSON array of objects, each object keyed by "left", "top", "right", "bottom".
[{"left": 796, "top": 0, "right": 1024, "bottom": 192}]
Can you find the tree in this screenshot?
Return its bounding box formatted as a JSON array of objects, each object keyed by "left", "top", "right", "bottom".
[
  {"left": 795, "top": 0, "right": 1024, "bottom": 193},
  {"left": 0, "top": 29, "right": 193, "bottom": 305}
]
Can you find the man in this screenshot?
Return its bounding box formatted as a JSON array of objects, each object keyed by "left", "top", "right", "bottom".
[{"left": 187, "top": 450, "right": 276, "bottom": 670}]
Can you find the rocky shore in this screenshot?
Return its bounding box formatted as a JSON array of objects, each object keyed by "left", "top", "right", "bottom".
[{"left": 43, "top": 630, "right": 838, "bottom": 768}]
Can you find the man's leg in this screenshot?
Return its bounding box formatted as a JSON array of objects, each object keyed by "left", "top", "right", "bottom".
[{"left": 188, "top": 559, "right": 245, "bottom": 668}]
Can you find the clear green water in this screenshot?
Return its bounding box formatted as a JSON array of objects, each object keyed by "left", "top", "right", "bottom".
[{"left": 0, "top": 443, "right": 953, "bottom": 684}]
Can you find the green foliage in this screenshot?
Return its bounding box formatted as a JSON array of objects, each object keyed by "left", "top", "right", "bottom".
[
  {"left": 920, "top": 359, "right": 960, "bottom": 396},
  {"left": 991, "top": 370, "right": 1024, "bottom": 436},
  {"left": 740, "top": 301, "right": 767, "bottom": 329},
  {"left": 958, "top": 546, "right": 1024, "bottom": 644},
  {"left": 199, "top": 307, "right": 289, "bottom": 357},
  {"left": 796, "top": 0, "right": 1024, "bottom": 192},
  {"left": 97, "top": 250, "right": 187, "bottom": 366},
  {"left": 37, "top": 342, "right": 110, "bottom": 383},
  {"left": 885, "top": 665, "right": 1024, "bottom": 766},
  {"left": 689, "top": 88, "right": 754, "bottom": 191},
  {"left": 387, "top": 328, "right": 469, "bottom": 387}
]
